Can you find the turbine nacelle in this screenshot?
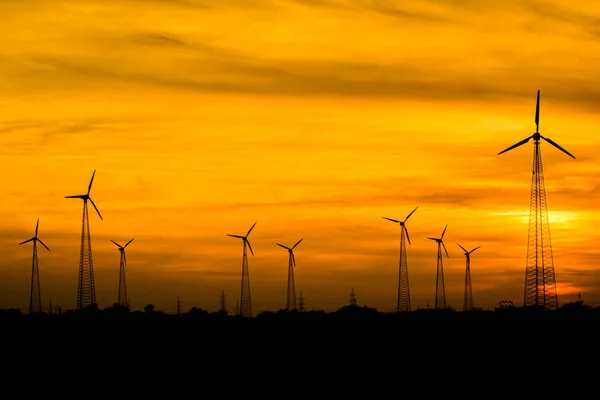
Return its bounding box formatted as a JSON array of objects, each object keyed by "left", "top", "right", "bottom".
[
  {"left": 65, "top": 170, "right": 103, "bottom": 220},
  {"left": 497, "top": 90, "right": 575, "bottom": 159},
  {"left": 227, "top": 222, "right": 257, "bottom": 256},
  {"left": 382, "top": 206, "right": 418, "bottom": 245},
  {"left": 19, "top": 218, "right": 51, "bottom": 252}
]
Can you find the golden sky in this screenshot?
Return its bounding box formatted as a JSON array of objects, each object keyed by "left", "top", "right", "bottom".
[{"left": 1, "top": 0, "right": 600, "bottom": 313}]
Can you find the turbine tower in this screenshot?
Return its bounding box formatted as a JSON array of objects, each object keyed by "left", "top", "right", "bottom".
[
  {"left": 428, "top": 225, "right": 449, "bottom": 310},
  {"left": 276, "top": 238, "right": 303, "bottom": 311},
  {"left": 227, "top": 222, "right": 257, "bottom": 318},
  {"left": 111, "top": 238, "right": 133, "bottom": 308},
  {"left": 457, "top": 243, "right": 480, "bottom": 312},
  {"left": 66, "top": 170, "right": 103, "bottom": 309},
  {"left": 383, "top": 206, "right": 418, "bottom": 312},
  {"left": 498, "top": 90, "right": 575, "bottom": 311},
  {"left": 19, "top": 219, "right": 51, "bottom": 314}
]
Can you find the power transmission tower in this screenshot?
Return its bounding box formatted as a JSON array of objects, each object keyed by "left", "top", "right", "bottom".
[
  {"left": 48, "top": 298, "right": 53, "bottom": 315},
  {"left": 219, "top": 290, "right": 228, "bottom": 314},
  {"left": 349, "top": 287, "right": 357, "bottom": 306},
  {"left": 298, "top": 291, "right": 305, "bottom": 312},
  {"left": 176, "top": 296, "right": 182, "bottom": 316}
]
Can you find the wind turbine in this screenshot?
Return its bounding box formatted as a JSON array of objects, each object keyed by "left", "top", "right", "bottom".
[
  {"left": 19, "top": 219, "right": 51, "bottom": 314},
  {"left": 276, "top": 238, "right": 303, "bottom": 311},
  {"left": 457, "top": 243, "right": 480, "bottom": 312},
  {"left": 65, "top": 169, "right": 103, "bottom": 309},
  {"left": 428, "top": 225, "right": 449, "bottom": 310},
  {"left": 383, "top": 205, "right": 418, "bottom": 312},
  {"left": 227, "top": 222, "right": 257, "bottom": 318},
  {"left": 111, "top": 238, "right": 134, "bottom": 308},
  {"left": 498, "top": 90, "right": 575, "bottom": 311}
]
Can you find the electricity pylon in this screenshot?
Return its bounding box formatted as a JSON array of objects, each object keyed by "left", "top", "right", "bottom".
[
  {"left": 498, "top": 90, "right": 575, "bottom": 310},
  {"left": 227, "top": 222, "right": 257, "bottom": 318},
  {"left": 219, "top": 290, "right": 228, "bottom": 314},
  {"left": 428, "top": 225, "right": 449, "bottom": 310},
  {"left": 457, "top": 243, "right": 480, "bottom": 311},
  {"left": 19, "top": 219, "right": 51, "bottom": 314},
  {"left": 65, "top": 170, "right": 103, "bottom": 309},
  {"left": 276, "top": 238, "right": 303, "bottom": 311},
  {"left": 111, "top": 238, "right": 133, "bottom": 307},
  {"left": 383, "top": 206, "right": 418, "bottom": 312}
]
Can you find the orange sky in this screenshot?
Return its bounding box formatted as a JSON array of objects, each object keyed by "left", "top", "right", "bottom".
[{"left": 1, "top": 0, "right": 600, "bottom": 313}]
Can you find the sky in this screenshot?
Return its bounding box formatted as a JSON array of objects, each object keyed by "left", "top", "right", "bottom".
[{"left": 1, "top": 0, "right": 600, "bottom": 313}]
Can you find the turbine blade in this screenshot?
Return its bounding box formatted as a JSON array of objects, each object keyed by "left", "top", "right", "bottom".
[
  {"left": 35, "top": 218, "right": 39, "bottom": 237},
  {"left": 441, "top": 224, "right": 448, "bottom": 239},
  {"left": 88, "top": 169, "right": 96, "bottom": 194},
  {"left": 498, "top": 136, "right": 532, "bottom": 155},
  {"left": 247, "top": 221, "right": 257, "bottom": 236},
  {"left": 65, "top": 195, "right": 85, "bottom": 199},
  {"left": 19, "top": 238, "right": 33, "bottom": 245},
  {"left": 291, "top": 252, "right": 296, "bottom": 267},
  {"left": 227, "top": 234, "right": 243, "bottom": 238},
  {"left": 404, "top": 226, "right": 411, "bottom": 246},
  {"left": 457, "top": 243, "right": 467, "bottom": 253},
  {"left": 382, "top": 217, "right": 400, "bottom": 223},
  {"left": 471, "top": 246, "right": 481, "bottom": 253},
  {"left": 111, "top": 240, "right": 121, "bottom": 248},
  {"left": 38, "top": 239, "right": 51, "bottom": 252},
  {"left": 540, "top": 136, "right": 576, "bottom": 159},
  {"left": 535, "top": 89, "right": 540, "bottom": 131},
  {"left": 442, "top": 241, "right": 449, "bottom": 258},
  {"left": 404, "top": 206, "right": 418, "bottom": 222},
  {"left": 246, "top": 240, "right": 254, "bottom": 256},
  {"left": 89, "top": 198, "right": 103, "bottom": 220},
  {"left": 276, "top": 243, "right": 289, "bottom": 250},
  {"left": 292, "top": 238, "right": 303, "bottom": 249},
  {"left": 124, "top": 251, "right": 127, "bottom": 265},
  {"left": 124, "top": 238, "right": 134, "bottom": 248},
  {"left": 427, "top": 237, "right": 437, "bottom": 241}
]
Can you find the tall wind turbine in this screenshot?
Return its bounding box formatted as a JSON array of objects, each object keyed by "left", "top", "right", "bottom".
[
  {"left": 498, "top": 90, "right": 575, "bottom": 311},
  {"left": 457, "top": 243, "right": 480, "bottom": 312},
  {"left": 65, "top": 169, "right": 103, "bottom": 309},
  {"left": 383, "top": 206, "right": 418, "bottom": 312},
  {"left": 111, "top": 238, "right": 134, "bottom": 308},
  {"left": 19, "top": 219, "right": 51, "bottom": 314},
  {"left": 276, "top": 238, "right": 303, "bottom": 311},
  {"left": 227, "top": 222, "right": 257, "bottom": 318},
  {"left": 428, "top": 225, "right": 449, "bottom": 310}
]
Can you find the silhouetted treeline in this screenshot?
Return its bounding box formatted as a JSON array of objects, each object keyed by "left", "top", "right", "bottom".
[{"left": 0, "top": 300, "right": 598, "bottom": 322}]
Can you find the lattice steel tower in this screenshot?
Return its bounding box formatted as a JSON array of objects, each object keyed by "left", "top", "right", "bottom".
[
  {"left": 219, "top": 290, "right": 228, "bottom": 314},
  {"left": 349, "top": 287, "right": 357, "bottom": 306},
  {"left": 428, "top": 225, "right": 449, "bottom": 310},
  {"left": 298, "top": 291, "right": 305, "bottom": 312},
  {"left": 66, "top": 170, "right": 103, "bottom": 309},
  {"left": 457, "top": 243, "right": 480, "bottom": 311},
  {"left": 383, "top": 206, "right": 418, "bottom": 312},
  {"left": 276, "top": 238, "right": 303, "bottom": 310},
  {"left": 498, "top": 90, "right": 575, "bottom": 311},
  {"left": 19, "top": 219, "right": 51, "bottom": 314},
  {"left": 111, "top": 238, "right": 133, "bottom": 307},
  {"left": 227, "top": 222, "right": 257, "bottom": 318}
]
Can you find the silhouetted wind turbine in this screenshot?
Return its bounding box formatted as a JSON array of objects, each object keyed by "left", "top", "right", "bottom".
[
  {"left": 66, "top": 169, "right": 103, "bottom": 309},
  {"left": 276, "top": 238, "right": 303, "bottom": 311},
  {"left": 497, "top": 90, "right": 574, "bottom": 311},
  {"left": 227, "top": 222, "right": 257, "bottom": 318},
  {"left": 111, "top": 238, "right": 134, "bottom": 308},
  {"left": 428, "top": 225, "right": 449, "bottom": 310},
  {"left": 19, "top": 219, "right": 50, "bottom": 314},
  {"left": 457, "top": 243, "right": 480, "bottom": 312},
  {"left": 383, "top": 206, "right": 418, "bottom": 312}
]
